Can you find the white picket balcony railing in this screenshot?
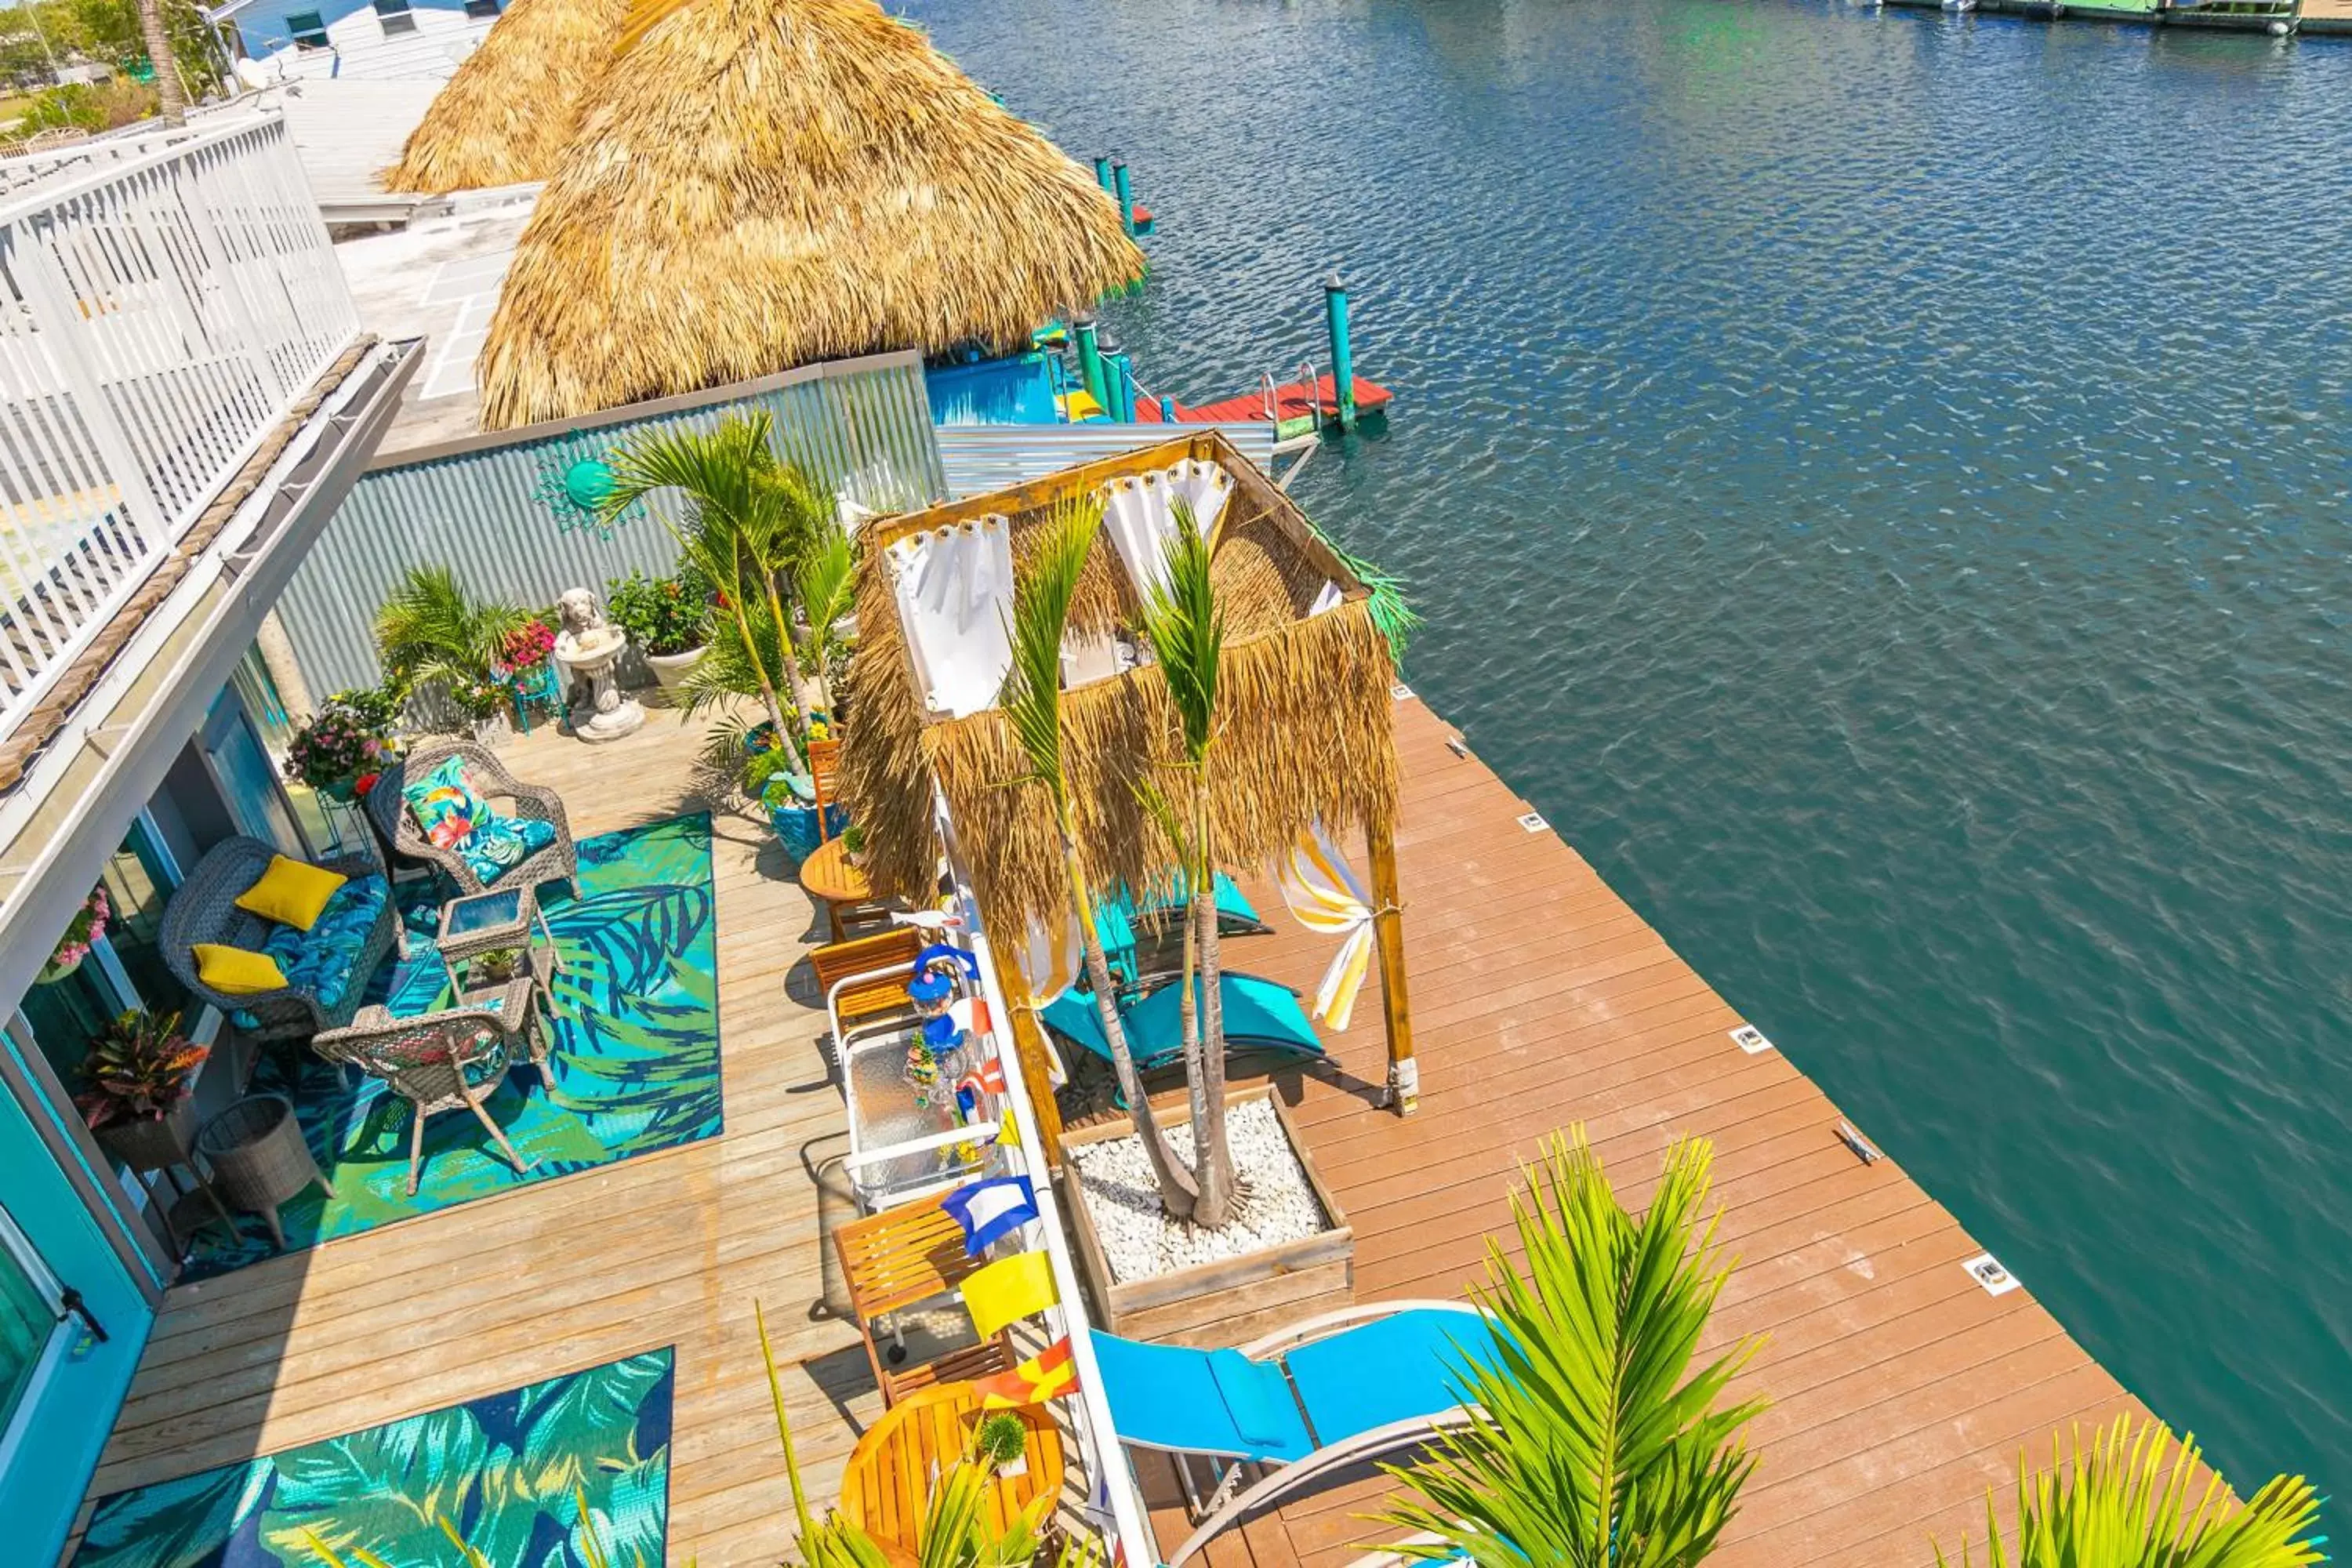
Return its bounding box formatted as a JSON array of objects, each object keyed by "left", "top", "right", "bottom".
[{"left": 0, "top": 114, "right": 361, "bottom": 742}]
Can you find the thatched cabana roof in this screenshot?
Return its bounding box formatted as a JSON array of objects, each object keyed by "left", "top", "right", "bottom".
[
  {"left": 383, "top": 0, "right": 632, "bottom": 194},
  {"left": 839, "top": 432, "right": 1400, "bottom": 939},
  {"left": 474, "top": 0, "right": 1146, "bottom": 430}
]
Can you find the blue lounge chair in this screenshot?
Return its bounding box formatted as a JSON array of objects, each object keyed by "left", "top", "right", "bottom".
[
  {"left": 1040, "top": 971, "right": 1323, "bottom": 1080},
  {"left": 1097, "top": 873, "right": 1271, "bottom": 985},
  {"left": 1087, "top": 1302, "right": 1490, "bottom": 1566}
]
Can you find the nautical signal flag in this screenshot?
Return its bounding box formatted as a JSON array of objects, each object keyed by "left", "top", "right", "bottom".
[
  {"left": 975, "top": 1336, "right": 1080, "bottom": 1408},
  {"left": 939, "top": 1175, "right": 1038, "bottom": 1256},
  {"left": 956, "top": 1056, "right": 1007, "bottom": 1100}
]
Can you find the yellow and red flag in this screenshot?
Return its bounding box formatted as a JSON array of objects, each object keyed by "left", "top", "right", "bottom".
[{"left": 975, "top": 1336, "right": 1080, "bottom": 1408}]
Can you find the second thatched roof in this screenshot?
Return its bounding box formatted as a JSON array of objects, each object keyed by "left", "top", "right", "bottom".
[
  {"left": 839, "top": 433, "right": 1401, "bottom": 941},
  {"left": 383, "top": 0, "right": 632, "bottom": 194},
  {"left": 475, "top": 0, "right": 1146, "bottom": 430}
]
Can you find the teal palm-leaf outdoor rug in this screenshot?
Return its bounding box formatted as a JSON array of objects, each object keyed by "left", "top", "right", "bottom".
[
  {"left": 71, "top": 1348, "right": 675, "bottom": 1568},
  {"left": 181, "top": 813, "right": 722, "bottom": 1280}
]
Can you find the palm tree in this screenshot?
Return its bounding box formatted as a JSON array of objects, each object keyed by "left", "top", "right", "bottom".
[
  {"left": 372, "top": 564, "right": 524, "bottom": 715},
  {"left": 599, "top": 413, "right": 828, "bottom": 760},
  {"left": 1134, "top": 510, "right": 1235, "bottom": 1226},
  {"left": 137, "top": 0, "right": 184, "bottom": 121},
  {"left": 1932, "top": 1417, "right": 2321, "bottom": 1568},
  {"left": 1379, "top": 1130, "right": 1766, "bottom": 1568},
  {"left": 1001, "top": 496, "right": 1197, "bottom": 1215}
]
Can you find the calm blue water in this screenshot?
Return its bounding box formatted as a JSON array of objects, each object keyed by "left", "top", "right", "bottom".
[{"left": 900, "top": 0, "right": 2352, "bottom": 1507}]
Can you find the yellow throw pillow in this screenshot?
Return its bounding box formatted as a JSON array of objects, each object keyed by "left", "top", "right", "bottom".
[
  {"left": 193, "top": 943, "right": 289, "bottom": 996},
  {"left": 233, "top": 855, "right": 347, "bottom": 931}
]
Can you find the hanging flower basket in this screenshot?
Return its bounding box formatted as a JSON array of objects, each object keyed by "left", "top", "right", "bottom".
[{"left": 38, "top": 885, "right": 110, "bottom": 985}]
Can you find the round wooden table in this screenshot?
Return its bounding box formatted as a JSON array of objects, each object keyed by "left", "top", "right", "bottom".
[
  {"left": 840, "top": 1381, "right": 1066, "bottom": 1554},
  {"left": 797, "top": 835, "right": 870, "bottom": 942}
]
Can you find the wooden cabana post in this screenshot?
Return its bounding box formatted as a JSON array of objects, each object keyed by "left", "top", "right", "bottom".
[{"left": 1367, "top": 816, "right": 1417, "bottom": 1115}]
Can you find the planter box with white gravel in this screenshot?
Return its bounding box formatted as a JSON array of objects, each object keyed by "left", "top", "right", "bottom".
[{"left": 1061, "top": 1085, "right": 1352, "bottom": 1348}]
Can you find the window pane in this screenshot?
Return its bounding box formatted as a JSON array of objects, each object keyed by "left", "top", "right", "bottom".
[
  {"left": 0, "top": 1236, "right": 56, "bottom": 1439},
  {"left": 379, "top": 13, "right": 418, "bottom": 36},
  {"left": 464, "top": 0, "right": 499, "bottom": 16},
  {"left": 286, "top": 9, "right": 328, "bottom": 47}
]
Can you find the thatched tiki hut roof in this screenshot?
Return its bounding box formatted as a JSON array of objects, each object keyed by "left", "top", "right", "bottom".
[
  {"left": 384, "top": 0, "right": 633, "bottom": 194},
  {"left": 838, "top": 432, "right": 1401, "bottom": 944},
  {"left": 474, "top": 0, "right": 1147, "bottom": 430}
]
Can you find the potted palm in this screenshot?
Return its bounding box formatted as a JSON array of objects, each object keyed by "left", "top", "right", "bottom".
[
  {"left": 75, "top": 1010, "right": 210, "bottom": 1173},
  {"left": 372, "top": 565, "right": 527, "bottom": 739}
]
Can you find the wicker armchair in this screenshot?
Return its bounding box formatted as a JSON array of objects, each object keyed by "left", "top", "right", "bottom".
[
  {"left": 365, "top": 736, "right": 579, "bottom": 899},
  {"left": 161, "top": 838, "right": 397, "bottom": 1044},
  {"left": 313, "top": 1002, "right": 543, "bottom": 1194}
]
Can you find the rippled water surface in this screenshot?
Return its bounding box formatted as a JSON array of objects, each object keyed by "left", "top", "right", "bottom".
[{"left": 901, "top": 0, "right": 2352, "bottom": 1501}]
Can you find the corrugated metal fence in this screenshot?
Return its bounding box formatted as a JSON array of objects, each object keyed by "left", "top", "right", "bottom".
[
  {"left": 276, "top": 351, "right": 945, "bottom": 695},
  {"left": 935, "top": 421, "right": 1275, "bottom": 499},
  {"left": 278, "top": 354, "right": 1286, "bottom": 698}
]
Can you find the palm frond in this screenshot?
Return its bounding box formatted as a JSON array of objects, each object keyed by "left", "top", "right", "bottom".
[
  {"left": 796, "top": 520, "right": 858, "bottom": 680},
  {"left": 372, "top": 564, "right": 524, "bottom": 688},
  {"left": 1378, "top": 1130, "right": 1766, "bottom": 1568},
  {"left": 1933, "top": 1417, "right": 2324, "bottom": 1568},
  {"left": 1301, "top": 509, "right": 1419, "bottom": 665},
  {"left": 1138, "top": 503, "right": 1224, "bottom": 764},
  {"left": 999, "top": 495, "right": 1102, "bottom": 803}
]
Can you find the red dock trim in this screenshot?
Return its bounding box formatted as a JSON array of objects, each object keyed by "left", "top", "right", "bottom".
[{"left": 1142, "top": 374, "right": 1392, "bottom": 426}]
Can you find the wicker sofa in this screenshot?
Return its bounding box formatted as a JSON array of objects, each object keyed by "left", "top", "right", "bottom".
[
  {"left": 161, "top": 837, "right": 399, "bottom": 1044},
  {"left": 364, "top": 737, "right": 579, "bottom": 900}
]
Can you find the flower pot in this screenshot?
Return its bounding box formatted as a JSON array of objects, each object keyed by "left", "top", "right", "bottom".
[
  {"left": 96, "top": 1093, "right": 199, "bottom": 1175},
  {"left": 318, "top": 776, "right": 358, "bottom": 804},
  {"left": 643, "top": 644, "right": 706, "bottom": 693},
  {"left": 36, "top": 950, "right": 85, "bottom": 984},
  {"left": 471, "top": 709, "right": 516, "bottom": 749}
]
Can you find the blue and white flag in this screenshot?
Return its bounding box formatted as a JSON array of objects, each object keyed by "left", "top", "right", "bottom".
[{"left": 940, "top": 1175, "right": 1038, "bottom": 1256}]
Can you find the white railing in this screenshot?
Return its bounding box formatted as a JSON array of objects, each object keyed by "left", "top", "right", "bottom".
[{"left": 0, "top": 113, "right": 360, "bottom": 740}]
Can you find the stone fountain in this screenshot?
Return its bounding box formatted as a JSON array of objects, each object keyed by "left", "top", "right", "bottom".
[{"left": 554, "top": 587, "right": 644, "bottom": 745}]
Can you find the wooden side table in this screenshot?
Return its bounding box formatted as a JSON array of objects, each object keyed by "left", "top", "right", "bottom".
[{"left": 799, "top": 836, "right": 873, "bottom": 943}]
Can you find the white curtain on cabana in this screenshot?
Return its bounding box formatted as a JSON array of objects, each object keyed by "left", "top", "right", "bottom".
[
  {"left": 1272, "top": 824, "right": 1377, "bottom": 1031},
  {"left": 889, "top": 516, "right": 1017, "bottom": 717},
  {"left": 1098, "top": 459, "right": 1233, "bottom": 601}
]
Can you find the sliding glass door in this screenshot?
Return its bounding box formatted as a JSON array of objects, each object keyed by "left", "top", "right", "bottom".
[{"left": 0, "top": 1203, "right": 65, "bottom": 1477}]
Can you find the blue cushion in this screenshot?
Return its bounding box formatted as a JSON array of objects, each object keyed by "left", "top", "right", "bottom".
[
  {"left": 281, "top": 874, "right": 388, "bottom": 1011},
  {"left": 458, "top": 812, "right": 556, "bottom": 887},
  {"left": 1207, "top": 1349, "right": 1302, "bottom": 1454},
  {"left": 231, "top": 877, "right": 386, "bottom": 1029}
]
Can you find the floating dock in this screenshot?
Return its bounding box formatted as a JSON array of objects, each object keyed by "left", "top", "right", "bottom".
[
  {"left": 1137, "top": 373, "right": 1395, "bottom": 441},
  {"left": 1877, "top": 0, "right": 2307, "bottom": 32},
  {"left": 1115, "top": 695, "right": 2158, "bottom": 1566},
  {"left": 82, "top": 698, "right": 2169, "bottom": 1568}
]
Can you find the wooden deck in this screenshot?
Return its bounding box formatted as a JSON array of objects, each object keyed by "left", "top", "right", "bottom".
[
  {"left": 1131, "top": 695, "right": 2150, "bottom": 1568},
  {"left": 81, "top": 692, "right": 2153, "bottom": 1568},
  {"left": 80, "top": 715, "right": 880, "bottom": 1567}
]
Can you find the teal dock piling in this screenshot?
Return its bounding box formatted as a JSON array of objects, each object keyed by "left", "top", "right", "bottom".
[
  {"left": 1105, "top": 352, "right": 1137, "bottom": 421},
  {"left": 1094, "top": 155, "right": 1114, "bottom": 196},
  {"left": 1323, "top": 270, "right": 1357, "bottom": 431},
  {"left": 1112, "top": 161, "right": 1137, "bottom": 235},
  {"left": 1073, "top": 315, "right": 1108, "bottom": 413}
]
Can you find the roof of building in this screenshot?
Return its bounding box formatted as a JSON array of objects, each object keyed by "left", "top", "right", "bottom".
[
  {"left": 475, "top": 0, "right": 1145, "bottom": 430},
  {"left": 336, "top": 196, "right": 535, "bottom": 451}
]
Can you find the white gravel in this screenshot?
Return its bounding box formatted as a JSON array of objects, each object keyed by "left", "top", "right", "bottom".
[{"left": 1068, "top": 1098, "right": 1330, "bottom": 1286}]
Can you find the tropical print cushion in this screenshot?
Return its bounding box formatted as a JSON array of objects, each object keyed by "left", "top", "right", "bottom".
[
  {"left": 234, "top": 875, "right": 392, "bottom": 1027},
  {"left": 459, "top": 812, "right": 557, "bottom": 887},
  {"left": 403, "top": 756, "right": 486, "bottom": 854}
]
